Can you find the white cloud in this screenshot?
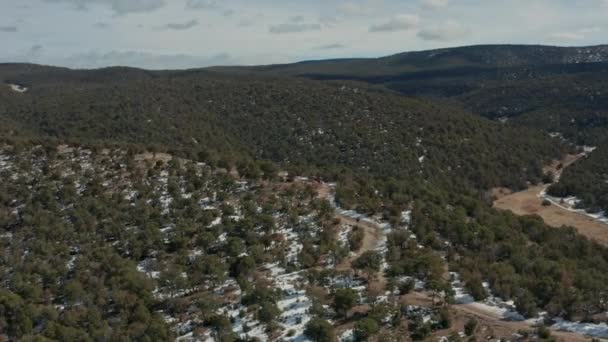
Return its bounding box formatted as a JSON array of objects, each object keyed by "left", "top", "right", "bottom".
[
  {"left": 417, "top": 21, "right": 470, "bottom": 41},
  {"left": 422, "top": 0, "right": 449, "bottom": 10},
  {"left": 269, "top": 23, "right": 322, "bottom": 34},
  {"left": 94, "top": 22, "right": 110, "bottom": 29},
  {"left": 5, "top": 0, "right": 608, "bottom": 69},
  {"left": 161, "top": 19, "right": 199, "bottom": 31},
  {"left": 369, "top": 14, "right": 420, "bottom": 32},
  {"left": 549, "top": 32, "right": 585, "bottom": 41},
  {"left": 45, "top": 0, "right": 166, "bottom": 15},
  {"left": 186, "top": 0, "right": 218, "bottom": 10},
  {"left": 315, "top": 43, "right": 346, "bottom": 50}
]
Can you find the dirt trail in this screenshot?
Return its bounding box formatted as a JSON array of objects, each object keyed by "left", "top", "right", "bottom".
[
  {"left": 493, "top": 152, "right": 608, "bottom": 246},
  {"left": 334, "top": 216, "right": 382, "bottom": 270},
  {"left": 315, "top": 182, "right": 386, "bottom": 289}
]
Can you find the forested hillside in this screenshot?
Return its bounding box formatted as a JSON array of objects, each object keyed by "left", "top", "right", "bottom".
[
  {"left": 1, "top": 142, "right": 608, "bottom": 341},
  {"left": 0, "top": 67, "right": 564, "bottom": 196},
  {"left": 210, "top": 44, "right": 608, "bottom": 214},
  {"left": 2, "top": 47, "right": 608, "bottom": 341}
]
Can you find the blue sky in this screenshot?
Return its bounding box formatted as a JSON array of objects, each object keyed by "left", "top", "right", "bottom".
[{"left": 1, "top": 0, "right": 607, "bottom": 69}]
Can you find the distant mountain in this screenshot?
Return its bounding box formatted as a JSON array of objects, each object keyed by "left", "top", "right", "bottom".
[{"left": 211, "top": 44, "right": 608, "bottom": 77}]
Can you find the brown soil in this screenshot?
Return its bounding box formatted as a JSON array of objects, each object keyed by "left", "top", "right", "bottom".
[
  {"left": 493, "top": 152, "right": 608, "bottom": 246},
  {"left": 494, "top": 185, "right": 608, "bottom": 245}
]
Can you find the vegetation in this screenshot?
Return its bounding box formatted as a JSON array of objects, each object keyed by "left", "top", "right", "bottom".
[
  {"left": 304, "top": 318, "right": 335, "bottom": 342},
  {"left": 2, "top": 45, "right": 608, "bottom": 340}
]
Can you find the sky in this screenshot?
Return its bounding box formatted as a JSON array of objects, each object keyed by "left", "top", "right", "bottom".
[{"left": 1, "top": 0, "right": 607, "bottom": 69}]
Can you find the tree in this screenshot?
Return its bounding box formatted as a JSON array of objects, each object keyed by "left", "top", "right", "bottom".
[
  {"left": 0, "top": 290, "right": 33, "bottom": 338},
  {"left": 206, "top": 314, "right": 236, "bottom": 342},
  {"left": 353, "top": 251, "right": 382, "bottom": 278},
  {"left": 514, "top": 289, "right": 538, "bottom": 318},
  {"left": 333, "top": 289, "right": 358, "bottom": 317},
  {"left": 347, "top": 226, "right": 365, "bottom": 251},
  {"left": 354, "top": 318, "right": 380, "bottom": 341},
  {"left": 464, "top": 318, "right": 478, "bottom": 336},
  {"left": 304, "top": 317, "right": 335, "bottom": 342},
  {"left": 258, "top": 301, "right": 280, "bottom": 323}
]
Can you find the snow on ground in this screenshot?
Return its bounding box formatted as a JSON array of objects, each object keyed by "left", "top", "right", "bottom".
[
  {"left": 540, "top": 190, "right": 608, "bottom": 225},
  {"left": 217, "top": 304, "right": 269, "bottom": 341},
  {"left": 450, "top": 273, "right": 608, "bottom": 338},
  {"left": 278, "top": 227, "right": 304, "bottom": 264},
  {"left": 450, "top": 273, "right": 524, "bottom": 321},
  {"left": 336, "top": 224, "right": 353, "bottom": 250},
  {"left": 552, "top": 318, "right": 608, "bottom": 338},
  {"left": 8, "top": 84, "right": 28, "bottom": 93},
  {"left": 273, "top": 269, "right": 313, "bottom": 341},
  {"left": 136, "top": 258, "right": 160, "bottom": 279},
  {"left": 339, "top": 329, "right": 354, "bottom": 342},
  {"left": 537, "top": 146, "right": 608, "bottom": 224},
  {"left": 449, "top": 272, "right": 475, "bottom": 304}
]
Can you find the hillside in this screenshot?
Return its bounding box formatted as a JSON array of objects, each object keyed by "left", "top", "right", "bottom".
[
  {"left": 211, "top": 44, "right": 608, "bottom": 214},
  {"left": 2, "top": 143, "right": 608, "bottom": 341},
  {"left": 0, "top": 66, "right": 564, "bottom": 196},
  {"left": 3, "top": 49, "right": 608, "bottom": 341}
]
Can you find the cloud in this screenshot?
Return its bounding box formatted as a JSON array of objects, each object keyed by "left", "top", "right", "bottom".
[
  {"left": 269, "top": 22, "right": 322, "bottom": 34},
  {"left": 185, "top": 0, "right": 217, "bottom": 10},
  {"left": 417, "top": 21, "right": 470, "bottom": 41},
  {"left": 94, "top": 22, "right": 110, "bottom": 29},
  {"left": 185, "top": 0, "right": 233, "bottom": 17},
  {"left": 0, "top": 45, "right": 44, "bottom": 63},
  {"left": 369, "top": 14, "right": 420, "bottom": 33},
  {"left": 549, "top": 27, "right": 601, "bottom": 41},
  {"left": 337, "top": 2, "right": 367, "bottom": 16},
  {"left": 549, "top": 32, "right": 585, "bottom": 41},
  {"left": 45, "top": 0, "right": 166, "bottom": 15},
  {"left": 29, "top": 45, "right": 44, "bottom": 59},
  {"left": 290, "top": 16, "right": 305, "bottom": 23},
  {"left": 421, "top": 0, "right": 449, "bottom": 10},
  {"left": 161, "top": 19, "right": 199, "bottom": 31},
  {"left": 315, "top": 43, "right": 346, "bottom": 50},
  {"left": 0, "top": 26, "right": 18, "bottom": 33}
]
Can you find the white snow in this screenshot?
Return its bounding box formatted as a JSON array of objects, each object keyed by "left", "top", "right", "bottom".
[
  {"left": 541, "top": 190, "right": 608, "bottom": 225},
  {"left": 552, "top": 318, "right": 608, "bottom": 338},
  {"left": 450, "top": 273, "right": 525, "bottom": 321},
  {"left": 275, "top": 271, "right": 313, "bottom": 341},
  {"left": 449, "top": 272, "right": 475, "bottom": 304},
  {"left": 8, "top": 84, "right": 28, "bottom": 93},
  {"left": 339, "top": 329, "right": 354, "bottom": 342}
]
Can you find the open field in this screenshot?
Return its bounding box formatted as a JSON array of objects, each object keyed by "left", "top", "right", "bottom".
[
  {"left": 494, "top": 152, "right": 608, "bottom": 246},
  {"left": 494, "top": 185, "right": 608, "bottom": 246}
]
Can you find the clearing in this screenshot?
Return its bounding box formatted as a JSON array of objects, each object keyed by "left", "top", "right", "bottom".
[{"left": 493, "top": 152, "right": 608, "bottom": 246}]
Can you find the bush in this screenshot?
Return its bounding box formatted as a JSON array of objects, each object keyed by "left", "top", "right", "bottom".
[
  {"left": 354, "top": 318, "right": 380, "bottom": 341},
  {"left": 398, "top": 279, "right": 415, "bottom": 295},
  {"left": 333, "top": 289, "right": 359, "bottom": 317},
  {"left": 537, "top": 325, "right": 551, "bottom": 339},
  {"left": 304, "top": 317, "right": 335, "bottom": 342},
  {"left": 464, "top": 318, "right": 478, "bottom": 336}
]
